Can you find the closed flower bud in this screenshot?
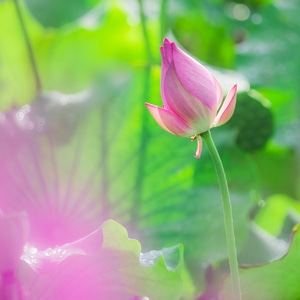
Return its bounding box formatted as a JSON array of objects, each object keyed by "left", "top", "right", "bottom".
[{"left": 146, "top": 38, "right": 237, "bottom": 158}]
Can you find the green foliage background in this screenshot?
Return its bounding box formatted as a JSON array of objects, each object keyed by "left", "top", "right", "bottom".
[{"left": 1, "top": 0, "right": 300, "bottom": 298}]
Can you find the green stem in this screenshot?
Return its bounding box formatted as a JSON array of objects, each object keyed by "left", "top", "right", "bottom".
[
  {"left": 201, "top": 130, "right": 242, "bottom": 300},
  {"left": 133, "top": 0, "right": 152, "bottom": 221},
  {"left": 159, "top": 0, "right": 169, "bottom": 42},
  {"left": 137, "top": 0, "right": 153, "bottom": 65},
  {"left": 13, "top": 0, "right": 42, "bottom": 91}
]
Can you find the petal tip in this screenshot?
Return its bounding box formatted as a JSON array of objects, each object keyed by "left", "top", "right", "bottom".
[
  {"left": 213, "top": 83, "right": 238, "bottom": 127},
  {"left": 163, "top": 38, "right": 172, "bottom": 45}
]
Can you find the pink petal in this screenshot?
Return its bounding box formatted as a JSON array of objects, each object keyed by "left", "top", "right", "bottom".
[
  {"left": 145, "top": 103, "right": 193, "bottom": 136},
  {"left": 160, "top": 38, "right": 173, "bottom": 66},
  {"left": 213, "top": 84, "right": 237, "bottom": 127},
  {"left": 170, "top": 41, "right": 217, "bottom": 111},
  {"left": 160, "top": 39, "right": 173, "bottom": 108},
  {"left": 162, "top": 62, "right": 213, "bottom": 133},
  {"left": 213, "top": 76, "right": 223, "bottom": 112},
  {"left": 194, "top": 136, "right": 203, "bottom": 158}
]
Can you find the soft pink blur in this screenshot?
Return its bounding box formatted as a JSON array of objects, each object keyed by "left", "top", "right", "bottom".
[
  {"left": 0, "top": 101, "right": 134, "bottom": 299},
  {"left": 18, "top": 227, "right": 132, "bottom": 299},
  {"left": 145, "top": 38, "right": 237, "bottom": 157},
  {"left": 0, "top": 105, "right": 104, "bottom": 249},
  {"left": 0, "top": 211, "right": 29, "bottom": 300}
]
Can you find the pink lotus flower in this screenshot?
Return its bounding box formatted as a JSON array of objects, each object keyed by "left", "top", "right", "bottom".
[{"left": 145, "top": 38, "right": 237, "bottom": 158}]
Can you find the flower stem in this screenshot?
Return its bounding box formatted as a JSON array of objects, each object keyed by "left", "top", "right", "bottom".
[
  {"left": 134, "top": 0, "right": 152, "bottom": 222},
  {"left": 13, "top": 0, "right": 42, "bottom": 91},
  {"left": 159, "top": 0, "right": 169, "bottom": 42},
  {"left": 137, "top": 0, "right": 153, "bottom": 65},
  {"left": 201, "top": 130, "right": 242, "bottom": 300}
]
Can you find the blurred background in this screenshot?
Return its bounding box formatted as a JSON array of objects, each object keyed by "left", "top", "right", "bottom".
[{"left": 1, "top": 0, "right": 299, "bottom": 296}]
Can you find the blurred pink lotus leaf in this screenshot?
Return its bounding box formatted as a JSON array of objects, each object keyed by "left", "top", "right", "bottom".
[{"left": 0, "top": 95, "right": 191, "bottom": 299}]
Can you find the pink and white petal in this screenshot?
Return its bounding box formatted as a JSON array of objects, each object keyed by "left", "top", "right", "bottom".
[
  {"left": 213, "top": 76, "right": 223, "bottom": 111},
  {"left": 213, "top": 84, "right": 237, "bottom": 127},
  {"left": 161, "top": 38, "right": 173, "bottom": 65},
  {"left": 160, "top": 39, "right": 173, "bottom": 105},
  {"left": 171, "top": 43, "right": 217, "bottom": 110},
  {"left": 194, "top": 136, "right": 203, "bottom": 158},
  {"left": 145, "top": 103, "right": 192, "bottom": 136},
  {"left": 162, "top": 62, "right": 212, "bottom": 132}
]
